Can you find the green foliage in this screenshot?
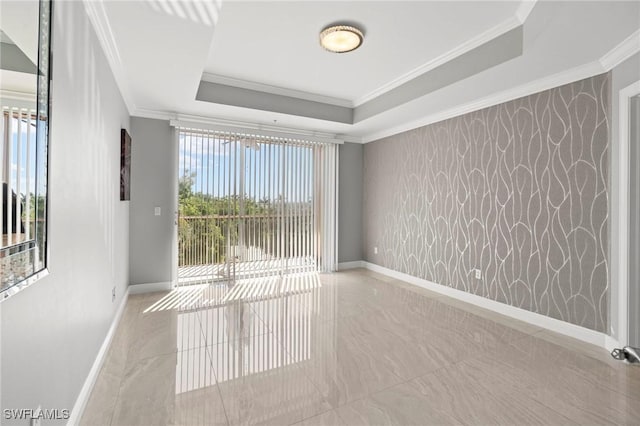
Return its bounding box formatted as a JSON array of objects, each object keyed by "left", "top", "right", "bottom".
[
  {"left": 17, "top": 193, "right": 47, "bottom": 250},
  {"left": 178, "top": 172, "right": 271, "bottom": 217},
  {"left": 177, "top": 172, "right": 277, "bottom": 267}
]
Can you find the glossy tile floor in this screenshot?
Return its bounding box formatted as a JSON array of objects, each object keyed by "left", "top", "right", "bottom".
[{"left": 81, "top": 269, "right": 640, "bottom": 426}]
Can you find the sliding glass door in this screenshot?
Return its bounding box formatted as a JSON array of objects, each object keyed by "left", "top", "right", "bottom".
[{"left": 176, "top": 129, "right": 336, "bottom": 287}]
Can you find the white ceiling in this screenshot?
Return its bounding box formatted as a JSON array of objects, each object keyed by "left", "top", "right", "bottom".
[
  {"left": 0, "top": 0, "right": 39, "bottom": 100},
  {"left": 0, "top": 0, "right": 39, "bottom": 64},
  {"left": 101, "top": 0, "right": 217, "bottom": 115},
  {"left": 95, "top": 0, "right": 640, "bottom": 142},
  {"left": 204, "top": 1, "right": 520, "bottom": 103}
]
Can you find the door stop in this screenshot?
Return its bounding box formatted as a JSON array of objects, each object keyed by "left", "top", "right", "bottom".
[{"left": 611, "top": 346, "right": 640, "bottom": 363}]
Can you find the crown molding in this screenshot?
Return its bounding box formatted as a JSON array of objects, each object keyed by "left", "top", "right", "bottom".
[
  {"left": 132, "top": 108, "right": 362, "bottom": 143},
  {"left": 0, "top": 90, "right": 36, "bottom": 113},
  {"left": 353, "top": 15, "right": 523, "bottom": 107},
  {"left": 82, "top": 0, "right": 136, "bottom": 114},
  {"left": 81, "top": 0, "right": 540, "bottom": 141},
  {"left": 200, "top": 1, "right": 538, "bottom": 113},
  {"left": 201, "top": 72, "right": 353, "bottom": 108},
  {"left": 352, "top": 0, "right": 536, "bottom": 108},
  {"left": 170, "top": 113, "right": 362, "bottom": 143},
  {"left": 171, "top": 118, "right": 345, "bottom": 145},
  {"left": 0, "top": 89, "right": 36, "bottom": 103},
  {"left": 175, "top": 112, "right": 339, "bottom": 137},
  {"left": 132, "top": 107, "right": 174, "bottom": 121},
  {"left": 600, "top": 29, "right": 640, "bottom": 70},
  {"left": 136, "top": 19, "right": 636, "bottom": 146},
  {"left": 361, "top": 61, "right": 606, "bottom": 143},
  {"left": 360, "top": 24, "right": 637, "bottom": 143},
  {"left": 86, "top": 0, "right": 633, "bottom": 146}
]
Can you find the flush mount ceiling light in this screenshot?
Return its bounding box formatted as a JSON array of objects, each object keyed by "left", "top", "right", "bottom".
[{"left": 319, "top": 25, "right": 364, "bottom": 53}]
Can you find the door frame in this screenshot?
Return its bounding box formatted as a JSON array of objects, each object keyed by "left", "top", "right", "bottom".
[{"left": 615, "top": 79, "right": 640, "bottom": 348}]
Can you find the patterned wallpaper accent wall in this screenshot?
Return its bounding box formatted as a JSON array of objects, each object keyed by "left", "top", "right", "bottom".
[{"left": 363, "top": 73, "right": 610, "bottom": 332}]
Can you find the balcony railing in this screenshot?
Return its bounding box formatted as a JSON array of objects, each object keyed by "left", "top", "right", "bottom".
[{"left": 178, "top": 214, "right": 315, "bottom": 284}]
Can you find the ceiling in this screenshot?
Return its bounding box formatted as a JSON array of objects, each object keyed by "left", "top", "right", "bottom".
[
  {"left": 92, "top": 0, "right": 640, "bottom": 142},
  {"left": 0, "top": 1, "right": 38, "bottom": 64},
  {"left": 0, "top": 1, "right": 39, "bottom": 99},
  {"left": 204, "top": 1, "right": 520, "bottom": 103}
]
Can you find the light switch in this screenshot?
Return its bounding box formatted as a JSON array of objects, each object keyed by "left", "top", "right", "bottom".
[{"left": 154, "top": 207, "right": 161, "bottom": 216}]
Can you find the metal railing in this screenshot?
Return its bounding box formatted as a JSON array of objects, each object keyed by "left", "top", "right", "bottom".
[{"left": 178, "top": 213, "right": 314, "bottom": 270}]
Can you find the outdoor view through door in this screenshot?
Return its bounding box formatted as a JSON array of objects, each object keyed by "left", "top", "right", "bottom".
[{"left": 177, "top": 128, "right": 337, "bottom": 288}]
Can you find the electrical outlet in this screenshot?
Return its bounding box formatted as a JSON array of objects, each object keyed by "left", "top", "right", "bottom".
[
  {"left": 374, "top": 247, "right": 378, "bottom": 254},
  {"left": 474, "top": 269, "right": 482, "bottom": 279},
  {"left": 154, "top": 207, "right": 161, "bottom": 216},
  {"left": 112, "top": 287, "right": 116, "bottom": 302}
]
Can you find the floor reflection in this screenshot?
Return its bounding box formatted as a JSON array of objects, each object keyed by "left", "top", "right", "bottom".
[
  {"left": 173, "top": 272, "right": 334, "bottom": 425},
  {"left": 144, "top": 272, "right": 322, "bottom": 313},
  {"left": 82, "top": 269, "right": 640, "bottom": 426}
]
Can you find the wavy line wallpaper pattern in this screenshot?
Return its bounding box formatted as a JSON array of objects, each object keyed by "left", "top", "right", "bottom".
[{"left": 363, "top": 73, "right": 610, "bottom": 332}]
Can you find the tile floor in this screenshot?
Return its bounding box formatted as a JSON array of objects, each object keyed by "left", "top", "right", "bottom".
[{"left": 81, "top": 269, "right": 640, "bottom": 426}]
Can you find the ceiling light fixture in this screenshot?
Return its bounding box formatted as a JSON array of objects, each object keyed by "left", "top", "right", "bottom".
[{"left": 319, "top": 25, "right": 364, "bottom": 53}]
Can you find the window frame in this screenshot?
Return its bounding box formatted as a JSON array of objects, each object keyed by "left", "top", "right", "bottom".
[{"left": 0, "top": 0, "right": 52, "bottom": 301}]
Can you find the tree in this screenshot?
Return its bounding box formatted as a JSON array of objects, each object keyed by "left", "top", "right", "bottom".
[{"left": 177, "top": 170, "right": 299, "bottom": 267}]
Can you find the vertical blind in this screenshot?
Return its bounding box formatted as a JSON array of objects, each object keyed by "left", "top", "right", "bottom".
[
  {"left": 176, "top": 127, "right": 337, "bottom": 285},
  {"left": 1, "top": 109, "right": 36, "bottom": 248},
  {"left": 1, "top": 104, "right": 48, "bottom": 291}
]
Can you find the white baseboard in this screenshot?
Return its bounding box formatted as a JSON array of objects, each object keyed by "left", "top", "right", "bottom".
[
  {"left": 361, "top": 261, "right": 612, "bottom": 350},
  {"left": 128, "top": 281, "right": 172, "bottom": 294},
  {"left": 604, "top": 335, "right": 623, "bottom": 355},
  {"left": 67, "top": 288, "right": 130, "bottom": 425},
  {"left": 337, "top": 261, "right": 366, "bottom": 271}
]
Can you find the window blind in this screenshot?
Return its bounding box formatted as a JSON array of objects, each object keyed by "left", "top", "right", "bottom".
[{"left": 176, "top": 127, "right": 337, "bottom": 286}]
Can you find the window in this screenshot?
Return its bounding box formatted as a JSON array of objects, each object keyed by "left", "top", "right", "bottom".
[
  {"left": 0, "top": 0, "right": 51, "bottom": 299},
  {"left": 175, "top": 127, "right": 338, "bottom": 287}
]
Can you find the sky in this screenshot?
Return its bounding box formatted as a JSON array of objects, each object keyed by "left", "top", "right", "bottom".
[
  {"left": 2, "top": 115, "right": 38, "bottom": 197},
  {"left": 178, "top": 132, "right": 314, "bottom": 203}
]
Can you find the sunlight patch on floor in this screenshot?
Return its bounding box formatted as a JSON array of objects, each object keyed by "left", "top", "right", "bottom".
[{"left": 143, "top": 272, "right": 321, "bottom": 313}]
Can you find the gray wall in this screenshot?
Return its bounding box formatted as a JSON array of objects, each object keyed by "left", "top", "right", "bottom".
[
  {"left": 127, "top": 124, "right": 363, "bottom": 271},
  {"left": 126, "top": 121, "right": 361, "bottom": 277},
  {"left": 338, "top": 143, "right": 363, "bottom": 263},
  {"left": 129, "top": 117, "right": 177, "bottom": 287},
  {"left": 609, "top": 52, "right": 640, "bottom": 340},
  {"left": 0, "top": 1, "right": 130, "bottom": 423},
  {"left": 364, "top": 74, "right": 610, "bottom": 332}
]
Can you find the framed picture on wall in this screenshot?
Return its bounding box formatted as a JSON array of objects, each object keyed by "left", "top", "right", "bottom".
[{"left": 120, "top": 129, "right": 131, "bottom": 201}]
